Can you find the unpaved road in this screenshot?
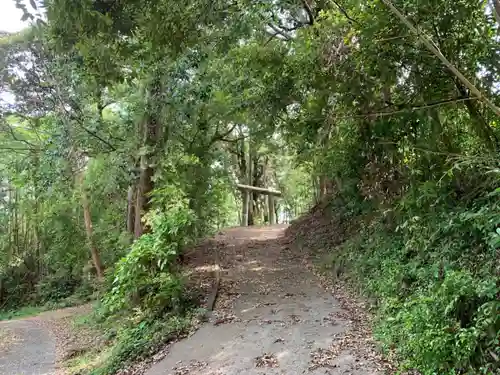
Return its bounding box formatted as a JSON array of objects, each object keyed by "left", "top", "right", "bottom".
[
  {"left": 0, "top": 305, "right": 93, "bottom": 375},
  {"left": 0, "top": 226, "right": 383, "bottom": 375},
  {"left": 0, "top": 319, "right": 55, "bottom": 375},
  {"left": 147, "top": 225, "right": 381, "bottom": 375}
]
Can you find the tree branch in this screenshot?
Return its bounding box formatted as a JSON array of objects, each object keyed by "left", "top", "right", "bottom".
[
  {"left": 209, "top": 122, "right": 238, "bottom": 147},
  {"left": 331, "top": 97, "right": 479, "bottom": 120},
  {"left": 0, "top": 122, "right": 37, "bottom": 149},
  {"left": 301, "top": 0, "right": 315, "bottom": 25},
  {"left": 36, "top": 54, "right": 118, "bottom": 152},
  {"left": 0, "top": 146, "right": 31, "bottom": 152},
  {"left": 381, "top": 0, "right": 500, "bottom": 117},
  {"left": 267, "top": 23, "right": 292, "bottom": 40},
  {"left": 491, "top": 0, "right": 500, "bottom": 29},
  {"left": 64, "top": 108, "right": 117, "bottom": 151},
  {"left": 332, "top": 0, "right": 359, "bottom": 25},
  {"left": 221, "top": 135, "right": 246, "bottom": 143},
  {"left": 375, "top": 139, "right": 463, "bottom": 157},
  {"left": 186, "top": 127, "right": 201, "bottom": 150}
]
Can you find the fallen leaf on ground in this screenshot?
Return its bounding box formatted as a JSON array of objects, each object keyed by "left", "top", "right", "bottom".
[
  {"left": 255, "top": 353, "right": 278, "bottom": 368},
  {"left": 170, "top": 360, "right": 207, "bottom": 375}
]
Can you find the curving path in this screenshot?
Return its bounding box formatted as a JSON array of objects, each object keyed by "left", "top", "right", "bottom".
[
  {"left": 0, "top": 318, "right": 55, "bottom": 375},
  {"left": 146, "top": 225, "right": 383, "bottom": 375},
  {"left": 0, "top": 226, "right": 385, "bottom": 375}
]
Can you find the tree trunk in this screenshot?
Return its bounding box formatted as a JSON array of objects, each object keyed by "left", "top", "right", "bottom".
[
  {"left": 7, "top": 185, "right": 12, "bottom": 256},
  {"left": 247, "top": 138, "right": 254, "bottom": 226},
  {"left": 454, "top": 80, "right": 499, "bottom": 151},
  {"left": 0, "top": 278, "right": 3, "bottom": 306},
  {"left": 79, "top": 174, "right": 104, "bottom": 279},
  {"left": 241, "top": 190, "right": 249, "bottom": 226},
  {"left": 134, "top": 154, "right": 155, "bottom": 238},
  {"left": 319, "top": 175, "right": 328, "bottom": 198},
  {"left": 263, "top": 191, "right": 269, "bottom": 224},
  {"left": 32, "top": 153, "right": 41, "bottom": 276},
  {"left": 268, "top": 195, "right": 275, "bottom": 225},
  {"left": 82, "top": 193, "right": 104, "bottom": 278},
  {"left": 275, "top": 202, "right": 279, "bottom": 224},
  {"left": 133, "top": 114, "right": 160, "bottom": 238},
  {"left": 126, "top": 185, "right": 136, "bottom": 235},
  {"left": 14, "top": 188, "right": 19, "bottom": 254},
  {"left": 463, "top": 98, "right": 499, "bottom": 151},
  {"left": 493, "top": 0, "right": 500, "bottom": 30}
]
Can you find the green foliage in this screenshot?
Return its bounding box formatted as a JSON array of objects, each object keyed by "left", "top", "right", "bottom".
[
  {"left": 35, "top": 273, "right": 82, "bottom": 303},
  {"left": 0, "top": 306, "right": 44, "bottom": 321},
  {"left": 103, "top": 193, "right": 195, "bottom": 320},
  {"left": 82, "top": 189, "right": 199, "bottom": 374},
  {"left": 378, "top": 271, "right": 498, "bottom": 374},
  {"left": 2, "top": 0, "right": 500, "bottom": 373},
  {"left": 331, "top": 173, "right": 500, "bottom": 374},
  {"left": 91, "top": 314, "right": 192, "bottom": 375}
]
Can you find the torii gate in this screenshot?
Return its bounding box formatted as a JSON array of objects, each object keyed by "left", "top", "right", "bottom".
[{"left": 237, "top": 184, "right": 282, "bottom": 226}]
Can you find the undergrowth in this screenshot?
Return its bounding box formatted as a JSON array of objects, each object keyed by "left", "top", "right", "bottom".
[
  {"left": 74, "top": 312, "right": 193, "bottom": 375},
  {"left": 0, "top": 287, "right": 97, "bottom": 321},
  {"left": 67, "top": 193, "right": 202, "bottom": 375},
  {"left": 324, "top": 173, "right": 499, "bottom": 374},
  {"left": 0, "top": 305, "right": 44, "bottom": 321}
]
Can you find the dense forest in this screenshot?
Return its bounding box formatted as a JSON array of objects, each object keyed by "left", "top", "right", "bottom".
[{"left": 0, "top": 0, "right": 498, "bottom": 374}]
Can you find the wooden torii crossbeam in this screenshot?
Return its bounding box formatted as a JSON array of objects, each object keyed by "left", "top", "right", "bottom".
[{"left": 236, "top": 184, "right": 281, "bottom": 226}]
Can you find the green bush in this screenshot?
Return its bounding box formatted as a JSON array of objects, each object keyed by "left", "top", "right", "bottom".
[
  {"left": 35, "top": 272, "right": 81, "bottom": 303},
  {"left": 331, "top": 183, "right": 500, "bottom": 374},
  {"left": 0, "top": 265, "right": 34, "bottom": 309},
  {"left": 103, "top": 195, "right": 195, "bottom": 320},
  {"left": 91, "top": 314, "right": 192, "bottom": 375},
  {"left": 79, "top": 190, "right": 200, "bottom": 374},
  {"left": 377, "top": 271, "right": 498, "bottom": 374}
]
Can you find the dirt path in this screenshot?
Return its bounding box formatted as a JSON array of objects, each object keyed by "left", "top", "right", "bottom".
[
  {"left": 0, "top": 305, "right": 94, "bottom": 375},
  {"left": 147, "top": 225, "right": 382, "bottom": 375},
  {"left": 0, "top": 319, "right": 56, "bottom": 375},
  {"left": 0, "top": 226, "right": 385, "bottom": 375}
]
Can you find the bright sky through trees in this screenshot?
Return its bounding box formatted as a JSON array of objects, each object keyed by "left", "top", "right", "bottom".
[{"left": 0, "top": 1, "right": 28, "bottom": 33}]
